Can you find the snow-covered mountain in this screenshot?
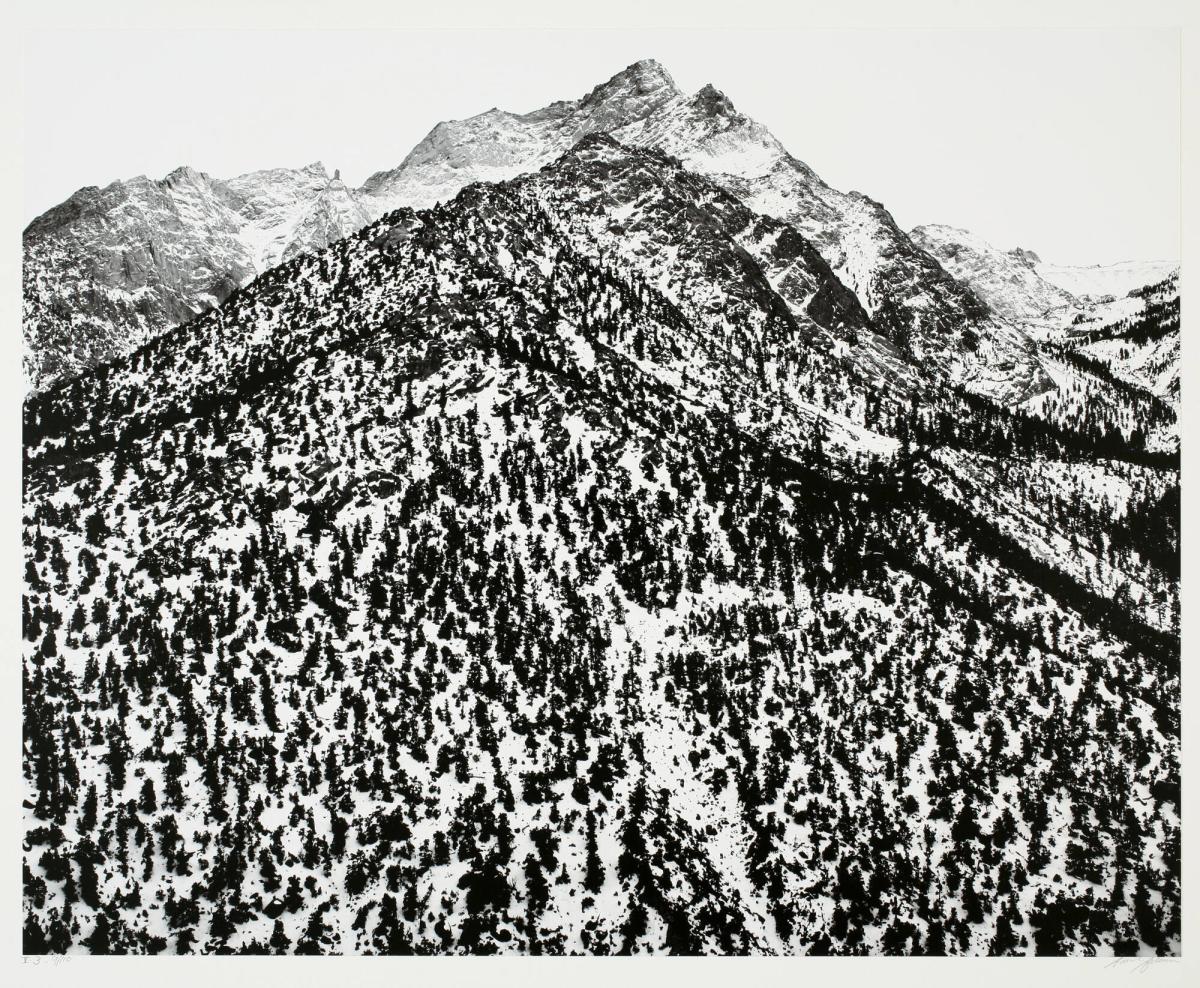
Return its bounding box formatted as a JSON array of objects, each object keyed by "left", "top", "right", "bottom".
[
  {"left": 905, "top": 224, "right": 1180, "bottom": 434},
  {"left": 1035, "top": 258, "right": 1179, "bottom": 302},
  {"left": 222, "top": 163, "right": 370, "bottom": 272},
  {"left": 23, "top": 133, "right": 1180, "bottom": 955},
  {"left": 20, "top": 56, "right": 1182, "bottom": 957},
  {"left": 1048, "top": 271, "right": 1181, "bottom": 404},
  {"left": 361, "top": 60, "right": 1049, "bottom": 403},
  {"left": 358, "top": 58, "right": 687, "bottom": 213},
  {"left": 23, "top": 162, "right": 368, "bottom": 391},
  {"left": 910, "top": 223, "right": 1180, "bottom": 325},
  {"left": 26, "top": 59, "right": 1054, "bottom": 405},
  {"left": 909, "top": 224, "right": 1079, "bottom": 325}
]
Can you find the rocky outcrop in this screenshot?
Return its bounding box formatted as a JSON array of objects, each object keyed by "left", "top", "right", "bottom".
[
  {"left": 909, "top": 223, "right": 1079, "bottom": 325},
  {"left": 23, "top": 162, "right": 367, "bottom": 391}
]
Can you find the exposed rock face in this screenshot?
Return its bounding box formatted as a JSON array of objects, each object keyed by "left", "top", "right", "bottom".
[
  {"left": 222, "top": 162, "right": 370, "bottom": 270},
  {"left": 23, "top": 162, "right": 367, "bottom": 391},
  {"left": 360, "top": 61, "right": 1051, "bottom": 404},
  {"left": 358, "top": 59, "right": 684, "bottom": 216},
  {"left": 21, "top": 58, "right": 1064, "bottom": 404},
  {"left": 909, "top": 223, "right": 1079, "bottom": 325}
]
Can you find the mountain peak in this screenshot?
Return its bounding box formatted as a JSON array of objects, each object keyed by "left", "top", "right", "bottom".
[
  {"left": 583, "top": 58, "right": 680, "bottom": 108},
  {"left": 911, "top": 222, "right": 969, "bottom": 239},
  {"left": 693, "top": 82, "right": 736, "bottom": 117},
  {"left": 571, "top": 131, "right": 625, "bottom": 152},
  {"left": 611, "top": 58, "right": 677, "bottom": 92},
  {"left": 163, "top": 165, "right": 208, "bottom": 187}
]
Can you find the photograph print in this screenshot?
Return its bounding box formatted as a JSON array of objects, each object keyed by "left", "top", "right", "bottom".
[{"left": 19, "top": 10, "right": 1183, "bottom": 960}]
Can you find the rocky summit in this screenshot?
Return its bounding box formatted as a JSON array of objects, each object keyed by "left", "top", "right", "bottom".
[{"left": 27, "top": 59, "right": 1049, "bottom": 406}]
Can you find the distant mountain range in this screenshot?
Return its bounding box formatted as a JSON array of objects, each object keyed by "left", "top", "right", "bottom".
[
  {"left": 26, "top": 59, "right": 1048, "bottom": 403},
  {"left": 910, "top": 223, "right": 1179, "bottom": 407},
  {"left": 1036, "top": 258, "right": 1179, "bottom": 301}
]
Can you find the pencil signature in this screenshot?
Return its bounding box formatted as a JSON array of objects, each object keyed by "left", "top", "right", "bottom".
[{"left": 1104, "top": 957, "right": 1181, "bottom": 975}]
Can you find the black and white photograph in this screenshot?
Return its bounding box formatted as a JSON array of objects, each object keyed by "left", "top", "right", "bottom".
[{"left": 7, "top": 0, "right": 1194, "bottom": 977}]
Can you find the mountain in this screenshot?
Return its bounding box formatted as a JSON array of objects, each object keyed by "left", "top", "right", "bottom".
[
  {"left": 906, "top": 224, "right": 1180, "bottom": 448},
  {"left": 358, "top": 58, "right": 687, "bottom": 214},
  {"left": 1035, "top": 259, "right": 1179, "bottom": 302},
  {"left": 222, "top": 163, "right": 370, "bottom": 271},
  {"left": 23, "top": 162, "right": 368, "bottom": 391},
  {"left": 1045, "top": 271, "right": 1181, "bottom": 404},
  {"left": 25, "top": 59, "right": 1052, "bottom": 406},
  {"left": 23, "top": 135, "right": 1179, "bottom": 956},
  {"left": 361, "top": 60, "right": 1050, "bottom": 404},
  {"left": 910, "top": 224, "right": 1181, "bottom": 332},
  {"left": 909, "top": 224, "right": 1079, "bottom": 325},
  {"left": 503, "top": 134, "right": 1046, "bottom": 424}
]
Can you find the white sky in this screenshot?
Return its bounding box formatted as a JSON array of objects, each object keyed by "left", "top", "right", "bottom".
[{"left": 22, "top": 26, "right": 1180, "bottom": 266}]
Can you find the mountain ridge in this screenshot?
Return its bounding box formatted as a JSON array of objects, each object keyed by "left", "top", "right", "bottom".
[
  {"left": 23, "top": 160, "right": 368, "bottom": 391},
  {"left": 908, "top": 223, "right": 1180, "bottom": 424},
  {"left": 25, "top": 58, "right": 1044, "bottom": 406},
  {"left": 22, "top": 122, "right": 1180, "bottom": 955}
]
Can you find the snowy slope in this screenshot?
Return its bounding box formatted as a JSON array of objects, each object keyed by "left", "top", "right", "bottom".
[
  {"left": 23, "top": 162, "right": 368, "bottom": 392},
  {"left": 909, "top": 224, "right": 1079, "bottom": 324},
  {"left": 223, "top": 162, "right": 371, "bottom": 272},
  {"left": 23, "top": 140, "right": 1180, "bottom": 956},
  {"left": 1047, "top": 271, "right": 1181, "bottom": 404},
  {"left": 905, "top": 225, "right": 1180, "bottom": 444},
  {"left": 1036, "top": 259, "right": 1178, "bottom": 301}
]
